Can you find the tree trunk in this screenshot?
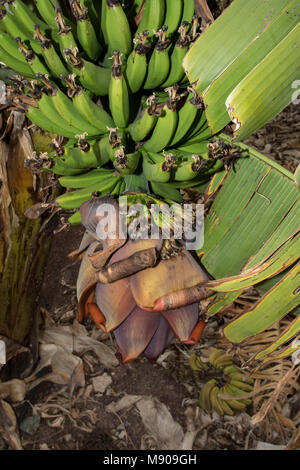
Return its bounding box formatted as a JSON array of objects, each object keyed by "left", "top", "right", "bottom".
[{"left": 0, "top": 112, "right": 52, "bottom": 345}]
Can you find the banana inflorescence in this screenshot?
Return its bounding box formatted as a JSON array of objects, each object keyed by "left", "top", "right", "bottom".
[
  {"left": 1, "top": 0, "right": 240, "bottom": 222},
  {"left": 189, "top": 349, "right": 254, "bottom": 416}
]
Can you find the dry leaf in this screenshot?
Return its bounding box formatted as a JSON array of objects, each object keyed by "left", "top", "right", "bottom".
[
  {"left": 0, "top": 399, "right": 22, "bottom": 450},
  {"left": 106, "top": 394, "right": 143, "bottom": 414},
  {"left": 136, "top": 397, "right": 184, "bottom": 450},
  {"left": 0, "top": 379, "right": 26, "bottom": 402},
  {"left": 25, "top": 343, "right": 85, "bottom": 389}
]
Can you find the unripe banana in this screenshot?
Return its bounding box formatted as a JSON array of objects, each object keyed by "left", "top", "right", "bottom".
[
  {"left": 174, "top": 154, "right": 204, "bottom": 181},
  {"left": 55, "top": 8, "right": 77, "bottom": 56},
  {"left": 142, "top": 151, "right": 176, "bottom": 183},
  {"left": 210, "top": 386, "right": 224, "bottom": 416},
  {"left": 129, "top": 94, "right": 161, "bottom": 142},
  {"left": 64, "top": 48, "right": 111, "bottom": 96},
  {"left": 143, "top": 25, "right": 171, "bottom": 90},
  {"left": 15, "top": 37, "right": 49, "bottom": 76},
  {"left": 109, "top": 50, "right": 130, "bottom": 128},
  {"left": 33, "top": 25, "right": 69, "bottom": 78},
  {"left": 136, "top": 0, "right": 165, "bottom": 40},
  {"left": 143, "top": 86, "right": 179, "bottom": 152},
  {"left": 112, "top": 147, "right": 141, "bottom": 175},
  {"left": 125, "top": 30, "right": 151, "bottom": 94},
  {"left": 163, "top": 0, "right": 183, "bottom": 38},
  {"left": 59, "top": 168, "right": 113, "bottom": 189},
  {"left": 71, "top": 0, "right": 103, "bottom": 61},
  {"left": 56, "top": 176, "right": 121, "bottom": 209},
  {"left": 36, "top": 73, "right": 102, "bottom": 136},
  {"left": 105, "top": 0, "right": 132, "bottom": 56},
  {"left": 0, "top": 47, "right": 35, "bottom": 79},
  {"left": 161, "top": 22, "right": 191, "bottom": 88},
  {"left": 199, "top": 379, "right": 216, "bottom": 413},
  {"left": 62, "top": 74, "right": 114, "bottom": 133},
  {"left": 181, "top": 0, "right": 195, "bottom": 25},
  {"left": 0, "top": 8, "right": 42, "bottom": 55}
]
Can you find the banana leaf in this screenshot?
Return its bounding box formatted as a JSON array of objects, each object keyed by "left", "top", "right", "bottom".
[
  {"left": 199, "top": 139, "right": 300, "bottom": 354},
  {"left": 183, "top": 0, "right": 300, "bottom": 139}
]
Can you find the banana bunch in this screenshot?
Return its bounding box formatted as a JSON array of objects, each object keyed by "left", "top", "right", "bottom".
[
  {"left": 1, "top": 0, "right": 233, "bottom": 220},
  {"left": 189, "top": 349, "right": 254, "bottom": 416}
]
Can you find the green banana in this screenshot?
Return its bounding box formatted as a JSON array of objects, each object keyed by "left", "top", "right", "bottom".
[
  {"left": 199, "top": 379, "right": 216, "bottom": 413},
  {"left": 210, "top": 386, "right": 224, "bottom": 416},
  {"left": 101, "top": 0, "right": 109, "bottom": 44},
  {"left": 37, "top": 73, "right": 102, "bottom": 136},
  {"left": 230, "top": 379, "right": 254, "bottom": 393},
  {"left": 59, "top": 168, "right": 115, "bottom": 188},
  {"left": 33, "top": 25, "right": 69, "bottom": 78},
  {"left": 64, "top": 48, "right": 111, "bottom": 96},
  {"left": 230, "top": 372, "right": 254, "bottom": 385},
  {"left": 161, "top": 22, "right": 190, "bottom": 88},
  {"left": 30, "top": 90, "right": 82, "bottom": 139},
  {"left": 23, "top": 102, "right": 77, "bottom": 139},
  {"left": 0, "top": 47, "right": 35, "bottom": 78},
  {"left": 69, "top": 211, "right": 82, "bottom": 225},
  {"left": 56, "top": 176, "right": 121, "bottom": 209},
  {"left": 0, "top": 32, "right": 30, "bottom": 64},
  {"left": 143, "top": 25, "right": 171, "bottom": 89},
  {"left": 223, "top": 365, "right": 241, "bottom": 376},
  {"left": 6, "top": 0, "right": 48, "bottom": 36},
  {"left": 105, "top": 0, "right": 132, "bottom": 56},
  {"left": 217, "top": 388, "right": 235, "bottom": 416},
  {"left": 109, "top": 50, "right": 130, "bottom": 128},
  {"left": 71, "top": 0, "right": 102, "bottom": 61},
  {"left": 52, "top": 157, "right": 87, "bottom": 175},
  {"left": 128, "top": 94, "right": 160, "bottom": 142},
  {"left": 163, "top": 0, "right": 183, "bottom": 38},
  {"left": 81, "top": 0, "right": 100, "bottom": 29},
  {"left": 55, "top": 8, "right": 77, "bottom": 56},
  {"left": 55, "top": 139, "right": 102, "bottom": 170},
  {"left": 142, "top": 151, "right": 176, "bottom": 183},
  {"left": 34, "top": 0, "right": 65, "bottom": 29},
  {"left": 168, "top": 88, "right": 202, "bottom": 147},
  {"left": 136, "top": 0, "right": 165, "bottom": 40},
  {"left": 112, "top": 147, "right": 141, "bottom": 175},
  {"left": 15, "top": 38, "right": 49, "bottom": 76},
  {"left": 174, "top": 154, "right": 203, "bottom": 181},
  {"left": 181, "top": 0, "right": 195, "bottom": 25},
  {"left": 143, "top": 87, "right": 178, "bottom": 152},
  {"left": 0, "top": 8, "right": 42, "bottom": 55},
  {"left": 208, "top": 348, "right": 225, "bottom": 367},
  {"left": 62, "top": 74, "right": 114, "bottom": 133},
  {"left": 125, "top": 30, "right": 150, "bottom": 94}
]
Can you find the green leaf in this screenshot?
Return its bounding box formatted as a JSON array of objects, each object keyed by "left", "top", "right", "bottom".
[
  {"left": 206, "top": 291, "right": 242, "bottom": 316},
  {"left": 183, "top": 0, "right": 291, "bottom": 95},
  {"left": 224, "top": 262, "right": 300, "bottom": 343},
  {"left": 226, "top": 24, "right": 300, "bottom": 140},
  {"left": 207, "top": 232, "right": 300, "bottom": 293},
  {"left": 200, "top": 141, "right": 299, "bottom": 279},
  {"left": 203, "top": 1, "right": 300, "bottom": 134}
]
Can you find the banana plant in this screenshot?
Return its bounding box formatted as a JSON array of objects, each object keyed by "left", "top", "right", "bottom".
[{"left": 0, "top": 0, "right": 299, "bottom": 364}]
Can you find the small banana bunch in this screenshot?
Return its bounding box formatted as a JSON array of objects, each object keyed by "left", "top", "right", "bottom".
[
  {"left": 0, "top": 0, "right": 232, "bottom": 218},
  {"left": 189, "top": 349, "right": 254, "bottom": 416}
]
